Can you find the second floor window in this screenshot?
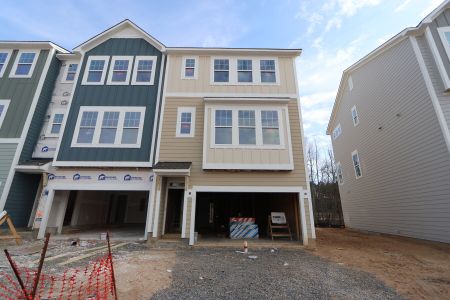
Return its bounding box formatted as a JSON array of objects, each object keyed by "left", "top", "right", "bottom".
[
  {"left": 260, "top": 59, "right": 276, "bottom": 83},
  {"left": 73, "top": 106, "right": 145, "bottom": 148},
  {"left": 82, "top": 56, "right": 109, "bottom": 85},
  {"left": 176, "top": 107, "right": 196, "bottom": 137},
  {"left": 107, "top": 56, "right": 133, "bottom": 84},
  {"left": 352, "top": 150, "right": 362, "bottom": 179},
  {"left": 238, "top": 110, "right": 256, "bottom": 144},
  {"left": 332, "top": 124, "right": 342, "bottom": 140},
  {"left": 214, "top": 59, "right": 229, "bottom": 82},
  {"left": 0, "top": 51, "right": 12, "bottom": 77},
  {"left": 215, "top": 110, "right": 232, "bottom": 144},
  {"left": 351, "top": 105, "right": 359, "bottom": 126},
  {"left": 261, "top": 110, "right": 280, "bottom": 145},
  {"left": 237, "top": 59, "right": 252, "bottom": 82}
]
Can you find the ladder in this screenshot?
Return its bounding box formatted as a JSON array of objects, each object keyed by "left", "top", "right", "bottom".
[{"left": 268, "top": 215, "right": 292, "bottom": 241}]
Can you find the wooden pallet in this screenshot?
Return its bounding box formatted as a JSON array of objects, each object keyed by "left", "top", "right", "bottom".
[{"left": 0, "top": 212, "right": 22, "bottom": 245}]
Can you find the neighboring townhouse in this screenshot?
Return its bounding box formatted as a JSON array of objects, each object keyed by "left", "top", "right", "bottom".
[
  {"left": 0, "top": 20, "right": 315, "bottom": 245},
  {"left": 327, "top": 1, "right": 450, "bottom": 243},
  {"left": 0, "top": 42, "right": 68, "bottom": 227},
  {"left": 152, "top": 48, "right": 315, "bottom": 245}
]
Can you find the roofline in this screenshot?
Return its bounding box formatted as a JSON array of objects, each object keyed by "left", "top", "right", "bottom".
[
  {"left": 73, "top": 19, "right": 166, "bottom": 52},
  {"left": 56, "top": 53, "right": 81, "bottom": 60},
  {"left": 0, "top": 41, "right": 69, "bottom": 53},
  {"left": 326, "top": 0, "right": 450, "bottom": 134},
  {"left": 167, "top": 47, "right": 302, "bottom": 56}
]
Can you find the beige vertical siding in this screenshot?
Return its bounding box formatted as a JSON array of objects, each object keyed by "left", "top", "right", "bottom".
[
  {"left": 166, "top": 56, "right": 297, "bottom": 95},
  {"left": 331, "top": 37, "right": 450, "bottom": 243},
  {"left": 158, "top": 97, "right": 307, "bottom": 187}
]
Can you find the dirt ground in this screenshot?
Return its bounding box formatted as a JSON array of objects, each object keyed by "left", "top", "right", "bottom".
[{"left": 312, "top": 228, "right": 450, "bottom": 300}]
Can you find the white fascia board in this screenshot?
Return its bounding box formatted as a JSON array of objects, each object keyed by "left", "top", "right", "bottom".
[
  {"left": 167, "top": 48, "right": 301, "bottom": 56},
  {"left": 192, "top": 185, "right": 302, "bottom": 193}
]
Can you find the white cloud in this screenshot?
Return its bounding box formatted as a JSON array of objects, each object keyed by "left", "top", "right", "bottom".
[
  {"left": 301, "top": 91, "right": 336, "bottom": 108},
  {"left": 394, "top": 0, "right": 413, "bottom": 12},
  {"left": 325, "top": 17, "right": 342, "bottom": 31},
  {"left": 420, "top": 0, "right": 443, "bottom": 18}
]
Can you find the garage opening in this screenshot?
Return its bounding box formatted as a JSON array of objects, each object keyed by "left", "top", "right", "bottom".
[
  {"left": 50, "top": 190, "right": 149, "bottom": 240},
  {"left": 195, "top": 192, "right": 300, "bottom": 241}
]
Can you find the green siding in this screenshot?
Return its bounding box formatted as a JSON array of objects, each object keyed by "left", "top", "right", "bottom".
[
  {"left": 20, "top": 55, "right": 60, "bottom": 161},
  {"left": 57, "top": 38, "right": 162, "bottom": 162},
  {"left": 0, "top": 50, "right": 50, "bottom": 138},
  {"left": 4, "top": 173, "right": 40, "bottom": 227},
  {"left": 0, "top": 144, "right": 16, "bottom": 197}
]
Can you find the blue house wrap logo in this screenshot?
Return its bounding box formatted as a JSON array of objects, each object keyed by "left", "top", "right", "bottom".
[
  {"left": 73, "top": 174, "right": 81, "bottom": 180},
  {"left": 124, "top": 174, "right": 143, "bottom": 181},
  {"left": 73, "top": 174, "right": 92, "bottom": 180},
  {"left": 47, "top": 173, "right": 66, "bottom": 180},
  {"left": 48, "top": 173, "right": 55, "bottom": 180},
  {"left": 41, "top": 146, "right": 49, "bottom": 152},
  {"left": 98, "top": 174, "right": 117, "bottom": 181}
]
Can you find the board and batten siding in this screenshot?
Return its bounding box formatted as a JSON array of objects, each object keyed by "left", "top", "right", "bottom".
[
  {"left": 0, "top": 50, "right": 50, "bottom": 138},
  {"left": 57, "top": 38, "right": 162, "bottom": 162},
  {"left": 166, "top": 56, "right": 297, "bottom": 95},
  {"left": 158, "top": 97, "right": 307, "bottom": 187},
  {"left": 0, "top": 144, "right": 17, "bottom": 197},
  {"left": 331, "top": 37, "right": 450, "bottom": 243},
  {"left": 427, "top": 9, "right": 450, "bottom": 130}
]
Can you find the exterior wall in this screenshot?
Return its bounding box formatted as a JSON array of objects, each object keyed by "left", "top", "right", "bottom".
[
  {"left": 166, "top": 55, "right": 297, "bottom": 95},
  {"left": 0, "top": 144, "right": 16, "bottom": 197},
  {"left": 158, "top": 97, "right": 307, "bottom": 187},
  {"left": 0, "top": 50, "right": 50, "bottom": 138},
  {"left": 33, "top": 59, "right": 78, "bottom": 158},
  {"left": 57, "top": 38, "right": 162, "bottom": 162},
  {"left": 331, "top": 38, "right": 450, "bottom": 243}
]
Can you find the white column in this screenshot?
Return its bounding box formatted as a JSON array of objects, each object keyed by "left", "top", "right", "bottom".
[
  {"left": 144, "top": 177, "right": 157, "bottom": 239},
  {"left": 305, "top": 190, "right": 316, "bottom": 239},
  {"left": 37, "top": 188, "right": 55, "bottom": 239},
  {"left": 152, "top": 177, "right": 162, "bottom": 238},
  {"left": 56, "top": 191, "right": 69, "bottom": 234},
  {"left": 298, "top": 189, "right": 308, "bottom": 246},
  {"left": 181, "top": 190, "right": 188, "bottom": 238},
  {"left": 189, "top": 190, "right": 197, "bottom": 246}
]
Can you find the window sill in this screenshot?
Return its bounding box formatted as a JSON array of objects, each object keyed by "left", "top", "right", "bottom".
[{"left": 203, "top": 162, "right": 293, "bottom": 171}]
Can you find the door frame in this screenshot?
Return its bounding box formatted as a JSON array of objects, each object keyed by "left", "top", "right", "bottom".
[{"left": 162, "top": 178, "right": 185, "bottom": 235}]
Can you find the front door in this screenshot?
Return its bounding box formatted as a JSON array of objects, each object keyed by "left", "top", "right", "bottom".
[{"left": 165, "top": 189, "right": 184, "bottom": 233}]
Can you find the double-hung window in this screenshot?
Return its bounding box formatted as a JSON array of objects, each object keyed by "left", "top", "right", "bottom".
[
  {"left": 351, "top": 150, "right": 362, "bottom": 179},
  {"left": 107, "top": 56, "right": 133, "bottom": 85},
  {"left": 238, "top": 110, "right": 256, "bottom": 144},
  {"left": 261, "top": 110, "right": 280, "bottom": 145},
  {"left": 82, "top": 56, "right": 109, "bottom": 85},
  {"left": 0, "top": 100, "right": 11, "bottom": 129},
  {"left": 10, "top": 50, "right": 39, "bottom": 78},
  {"left": 176, "top": 107, "right": 196, "bottom": 137},
  {"left": 213, "top": 59, "right": 229, "bottom": 82},
  {"left": 260, "top": 59, "right": 276, "bottom": 83},
  {"left": 73, "top": 107, "right": 146, "bottom": 148},
  {"left": 182, "top": 57, "right": 198, "bottom": 79},
  {"left": 46, "top": 110, "right": 65, "bottom": 136},
  {"left": 212, "top": 107, "right": 284, "bottom": 148},
  {"left": 351, "top": 105, "right": 359, "bottom": 126},
  {"left": 61, "top": 63, "right": 79, "bottom": 83},
  {"left": 336, "top": 162, "right": 344, "bottom": 184},
  {"left": 0, "top": 51, "right": 12, "bottom": 77},
  {"left": 332, "top": 124, "right": 342, "bottom": 140},
  {"left": 214, "top": 110, "right": 232, "bottom": 144},
  {"left": 131, "top": 56, "right": 157, "bottom": 85},
  {"left": 237, "top": 59, "right": 252, "bottom": 83}
]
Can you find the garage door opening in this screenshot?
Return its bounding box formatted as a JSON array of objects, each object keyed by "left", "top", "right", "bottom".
[
  {"left": 49, "top": 190, "right": 149, "bottom": 240},
  {"left": 195, "top": 192, "right": 300, "bottom": 241}
]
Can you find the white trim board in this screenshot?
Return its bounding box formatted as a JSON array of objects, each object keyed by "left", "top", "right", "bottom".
[
  {"left": 192, "top": 186, "right": 303, "bottom": 193},
  {"left": 427, "top": 27, "right": 450, "bottom": 90},
  {"left": 176, "top": 107, "right": 196, "bottom": 138},
  {"left": 166, "top": 92, "right": 298, "bottom": 98},
  {"left": 0, "top": 100, "right": 11, "bottom": 129},
  {"left": 155, "top": 55, "right": 170, "bottom": 163},
  {"left": 0, "top": 50, "right": 13, "bottom": 78},
  {"left": 52, "top": 161, "right": 153, "bottom": 167}
]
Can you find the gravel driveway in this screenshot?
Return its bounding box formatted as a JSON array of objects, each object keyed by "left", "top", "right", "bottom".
[{"left": 151, "top": 248, "right": 402, "bottom": 300}]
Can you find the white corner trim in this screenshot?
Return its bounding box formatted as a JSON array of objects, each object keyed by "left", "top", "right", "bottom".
[
  {"left": 9, "top": 49, "right": 40, "bottom": 78},
  {"left": 131, "top": 55, "right": 158, "bottom": 85},
  {"left": 181, "top": 189, "right": 188, "bottom": 238},
  {"left": 150, "top": 54, "right": 166, "bottom": 165},
  {"left": 176, "top": 107, "right": 196, "bottom": 137},
  {"left": 410, "top": 35, "right": 450, "bottom": 156},
  {"left": 81, "top": 55, "right": 110, "bottom": 85},
  {"left": 145, "top": 178, "right": 157, "bottom": 236},
  {"left": 426, "top": 27, "right": 450, "bottom": 90},
  {"left": 0, "top": 50, "right": 13, "bottom": 78},
  {"left": 0, "top": 48, "right": 55, "bottom": 211},
  {"left": 155, "top": 56, "right": 170, "bottom": 163},
  {"left": 303, "top": 189, "right": 316, "bottom": 239},
  {"left": 0, "top": 100, "right": 11, "bottom": 129},
  {"left": 181, "top": 56, "right": 199, "bottom": 79},
  {"left": 298, "top": 188, "right": 308, "bottom": 245},
  {"left": 106, "top": 56, "right": 134, "bottom": 85}
]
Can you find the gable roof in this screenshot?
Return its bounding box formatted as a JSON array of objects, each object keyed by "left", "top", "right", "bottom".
[
  {"left": 73, "top": 19, "right": 166, "bottom": 53},
  {"left": 326, "top": 0, "right": 450, "bottom": 134}
]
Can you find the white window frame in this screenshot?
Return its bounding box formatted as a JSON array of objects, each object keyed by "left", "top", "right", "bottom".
[
  {"left": 332, "top": 123, "right": 342, "bottom": 140},
  {"left": 348, "top": 76, "right": 353, "bottom": 91},
  {"left": 351, "top": 150, "right": 362, "bottom": 179},
  {"left": 0, "top": 100, "right": 11, "bottom": 129},
  {"left": 336, "top": 162, "right": 344, "bottom": 185},
  {"left": 176, "top": 107, "right": 196, "bottom": 137},
  {"left": 351, "top": 105, "right": 359, "bottom": 126},
  {"left": 9, "top": 50, "right": 40, "bottom": 78},
  {"left": 237, "top": 58, "right": 254, "bottom": 83},
  {"left": 106, "top": 56, "right": 134, "bottom": 85},
  {"left": 181, "top": 56, "right": 198, "bottom": 79},
  {"left": 81, "top": 55, "right": 110, "bottom": 85},
  {"left": 131, "top": 55, "right": 157, "bottom": 85},
  {"left": 210, "top": 57, "right": 279, "bottom": 85},
  {"left": 60, "top": 61, "right": 79, "bottom": 83},
  {"left": 437, "top": 26, "right": 450, "bottom": 61},
  {"left": 45, "top": 108, "right": 65, "bottom": 137},
  {"left": 71, "top": 106, "right": 146, "bottom": 148},
  {"left": 0, "top": 50, "right": 13, "bottom": 78},
  {"left": 210, "top": 106, "right": 286, "bottom": 149}
]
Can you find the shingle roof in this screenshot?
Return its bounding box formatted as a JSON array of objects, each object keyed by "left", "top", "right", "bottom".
[{"left": 153, "top": 162, "right": 192, "bottom": 170}]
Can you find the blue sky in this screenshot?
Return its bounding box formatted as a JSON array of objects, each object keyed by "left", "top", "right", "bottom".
[{"left": 0, "top": 0, "right": 443, "bottom": 152}]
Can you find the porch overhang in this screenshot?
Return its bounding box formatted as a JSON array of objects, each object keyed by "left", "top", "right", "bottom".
[
  {"left": 153, "top": 162, "right": 192, "bottom": 176},
  {"left": 15, "top": 159, "right": 52, "bottom": 174}
]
